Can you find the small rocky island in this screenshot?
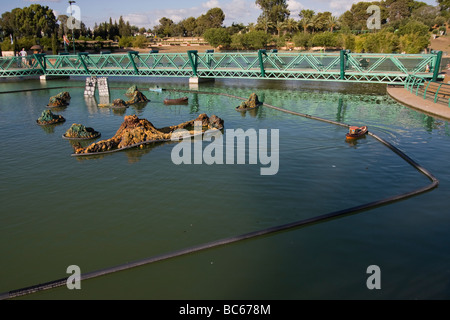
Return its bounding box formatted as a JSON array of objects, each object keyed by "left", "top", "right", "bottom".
[
  {"left": 48, "top": 91, "right": 71, "bottom": 107},
  {"left": 63, "top": 123, "right": 100, "bottom": 140},
  {"left": 36, "top": 110, "right": 65, "bottom": 125},
  {"left": 73, "top": 113, "right": 224, "bottom": 155},
  {"left": 99, "top": 87, "right": 149, "bottom": 108},
  {"left": 236, "top": 93, "right": 262, "bottom": 111}
]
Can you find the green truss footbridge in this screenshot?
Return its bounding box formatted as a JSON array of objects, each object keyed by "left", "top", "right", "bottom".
[{"left": 0, "top": 49, "right": 443, "bottom": 84}]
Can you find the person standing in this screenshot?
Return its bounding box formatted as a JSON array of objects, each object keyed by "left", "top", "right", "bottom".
[{"left": 19, "top": 48, "right": 27, "bottom": 67}]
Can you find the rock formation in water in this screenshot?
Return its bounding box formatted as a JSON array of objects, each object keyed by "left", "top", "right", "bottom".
[
  {"left": 112, "top": 99, "right": 128, "bottom": 108},
  {"left": 48, "top": 91, "right": 71, "bottom": 107},
  {"left": 236, "top": 93, "right": 261, "bottom": 110},
  {"left": 125, "top": 85, "right": 138, "bottom": 96},
  {"left": 36, "top": 110, "right": 65, "bottom": 125},
  {"left": 99, "top": 89, "right": 149, "bottom": 108},
  {"left": 126, "top": 90, "right": 149, "bottom": 105},
  {"left": 73, "top": 113, "right": 224, "bottom": 154},
  {"left": 64, "top": 123, "right": 100, "bottom": 139}
]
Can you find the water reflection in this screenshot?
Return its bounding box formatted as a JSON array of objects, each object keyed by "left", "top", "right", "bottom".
[
  {"left": 37, "top": 121, "right": 65, "bottom": 134},
  {"left": 238, "top": 107, "right": 259, "bottom": 118},
  {"left": 111, "top": 106, "right": 128, "bottom": 116},
  {"left": 345, "top": 135, "right": 367, "bottom": 147},
  {"left": 129, "top": 102, "right": 149, "bottom": 116},
  {"left": 84, "top": 96, "right": 99, "bottom": 114},
  {"left": 336, "top": 97, "right": 346, "bottom": 123},
  {"left": 46, "top": 105, "right": 68, "bottom": 113},
  {"left": 73, "top": 139, "right": 178, "bottom": 163},
  {"left": 190, "top": 93, "right": 199, "bottom": 113}
]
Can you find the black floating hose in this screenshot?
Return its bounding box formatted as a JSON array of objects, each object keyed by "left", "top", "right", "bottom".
[{"left": 0, "top": 89, "right": 439, "bottom": 300}]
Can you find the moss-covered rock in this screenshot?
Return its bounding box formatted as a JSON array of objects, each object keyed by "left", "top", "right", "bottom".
[
  {"left": 125, "top": 90, "right": 149, "bottom": 105},
  {"left": 48, "top": 91, "right": 71, "bottom": 107},
  {"left": 125, "top": 85, "right": 138, "bottom": 96},
  {"left": 236, "top": 93, "right": 261, "bottom": 110},
  {"left": 112, "top": 99, "right": 128, "bottom": 108},
  {"left": 64, "top": 123, "right": 100, "bottom": 139},
  {"left": 36, "top": 109, "right": 65, "bottom": 125}
]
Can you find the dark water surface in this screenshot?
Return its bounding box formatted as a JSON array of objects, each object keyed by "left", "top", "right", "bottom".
[{"left": 1, "top": 76, "right": 449, "bottom": 300}]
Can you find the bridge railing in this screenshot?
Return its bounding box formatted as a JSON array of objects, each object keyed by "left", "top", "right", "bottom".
[
  {"left": 0, "top": 50, "right": 443, "bottom": 84},
  {"left": 0, "top": 54, "right": 46, "bottom": 76},
  {"left": 405, "top": 74, "right": 450, "bottom": 107}
]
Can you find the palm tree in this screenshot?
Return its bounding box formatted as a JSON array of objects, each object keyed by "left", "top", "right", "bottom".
[
  {"left": 285, "top": 18, "right": 299, "bottom": 34},
  {"left": 258, "top": 15, "right": 274, "bottom": 34},
  {"left": 276, "top": 21, "right": 287, "bottom": 37},
  {"left": 299, "top": 9, "right": 315, "bottom": 33},
  {"left": 328, "top": 15, "right": 339, "bottom": 32}
]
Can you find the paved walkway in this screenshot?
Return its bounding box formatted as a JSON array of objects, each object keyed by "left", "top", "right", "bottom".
[{"left": 387, "top": 85, "right": 450, "bottom": 121}]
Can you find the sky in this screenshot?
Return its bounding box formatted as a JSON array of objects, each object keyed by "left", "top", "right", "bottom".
[{"left": 0, "top": 0, "right": 441, "bottom": 30}]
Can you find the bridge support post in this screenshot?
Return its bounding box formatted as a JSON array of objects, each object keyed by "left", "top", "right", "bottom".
[
  {"left": 188, "top": 77, "right": 215, "bottom": 84},
  {"left": 127, "top": 51, "right": 139, "bottom": 75},
  {"left": 188, "top": 50, "right": 198, "bottom": 77},
  {"left": 432, "top": 51, "right": 442, "bottom": 82},
  {"left": 34, "top": 53, "right": 47, "bottom": 73},
  {"left": 258, "top": 49, "right": 267, "bottom": 78},
  {"left": 78, "top": 52, "right": 90, "bottom": 74},
  {"left": 340, "top": 50, "right": 346, "bottom": 80}
]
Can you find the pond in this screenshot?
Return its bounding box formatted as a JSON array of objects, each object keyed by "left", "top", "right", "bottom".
[{"left": 1, "top": 76, "right": 449, "bottom": 299}]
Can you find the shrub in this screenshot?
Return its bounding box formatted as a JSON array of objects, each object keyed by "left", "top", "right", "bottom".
[
  {"left": 132, "top": 35, "right": 148, "bottom": 49},
  {"left": 118, "top": 36, "right": 133, "bottom": 48},
  {"left": 310, "top": 32, "right": 338, "bottom": 48},
  {"left": 399, "top": 33, "right": 430, "bottom": 53},
  {"left": 292, "top": 32, "right": 311, "bottom": 48},
  {"left": 203, "top": 28, "right": 231, "bottom": 48}
]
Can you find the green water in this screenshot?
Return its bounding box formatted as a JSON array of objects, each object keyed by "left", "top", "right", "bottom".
[{"left": 0, "top": 77, "right": 450, "bottom": 300}]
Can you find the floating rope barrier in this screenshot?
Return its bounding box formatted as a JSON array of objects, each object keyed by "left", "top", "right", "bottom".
[{"left": 0, "top": 87, "right": 439, "bottom": 300}]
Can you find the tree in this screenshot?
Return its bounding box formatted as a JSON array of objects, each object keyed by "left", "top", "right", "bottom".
[
  {"left": 397, "top": 20, "right": 429, "bottom": 36},
  {"left": 312, "top": 11, "right": 332, "bottom": 33},
  {"left": 257, "top": 14, "right": 275, "bottom": 33},
  {"left": 182, "top": 17, "right": 197, "bottom": 37},
  {"left": 275, "top": 20, "right": 286, "bottom": 36},
  {"left": 154, "top": 17, "right": 174, "bottom": 37},
  {"left": 118, "top": 16, "right": 131, "bottom": 37},
  {"left": 388, "top": 0, "right": 411, "bottom": 22},
  {"left": 338, "top": 1, "right": 382, "bottom": 31},
  {"left": 285, "top": 18, "right": 298, "bottom": 33},
  {"left": 255, "top": 0, "right": 290, "bottom": 34},
  {"left": 0, "top": 4, "right": 57, "bottom": 38},
  {"left": 299, "top": 9, "right": 314, "bottom": 33},
  {"left": 411, "top": 5, "right": 440, "bottom": 28},
  {"left": 57, "top": 15, "right": 69, "bottom": 38},
  {"left": 328, "top": 15, "right": 339, "bottom": 32},
  {"left": 205, "top": 8, "right": 225, "bottom": 28},
  {"left": 243, "top": 30, "right": 272, "bottom": 49},
  {"left": 203, "top": 28, "right": 231, "bottom": 47},
  {"left": 195, "top": 8, "right": 225, "bottom": 36},
  {"left": 438, "top": 0, "right": 450, "bottom": 11}
]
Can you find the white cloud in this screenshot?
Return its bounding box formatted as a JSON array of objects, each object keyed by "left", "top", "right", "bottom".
[
  {"left": 119, "top": 0, "right": 260, "bottom": 28},
  {"left": 123, "top": 13, "right": 150, "bottom": 27},
  {"left": 287, "top": 0, "right": 304, "bottom": 14},
  {"left": 202, "top": 0, "right": 220, "bottom": 9},
  {"left": 327, "top": 0, "right": 373, "bottom": 16},
  {"left": 221, "top": 0, "right": 260, "bottom": 25}
]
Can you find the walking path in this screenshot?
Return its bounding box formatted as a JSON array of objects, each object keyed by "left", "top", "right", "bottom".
[{"left": 387, "top": 85, "right": 450, "bottom": 121}]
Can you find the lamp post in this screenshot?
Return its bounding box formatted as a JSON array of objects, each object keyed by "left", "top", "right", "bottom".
[{"left": 69, "top": 1, "right": 76, "bottom": 54}]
